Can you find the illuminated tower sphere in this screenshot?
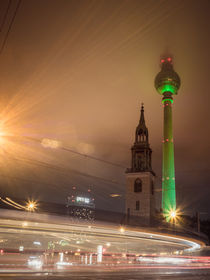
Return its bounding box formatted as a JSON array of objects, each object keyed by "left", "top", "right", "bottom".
[{"left": 154, "top": 57, "right": 181, "bottom": 220}]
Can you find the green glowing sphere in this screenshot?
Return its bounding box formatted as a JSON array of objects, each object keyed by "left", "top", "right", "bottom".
[{"left": 155, "top": 59, "right": 181, "bottom": 95}]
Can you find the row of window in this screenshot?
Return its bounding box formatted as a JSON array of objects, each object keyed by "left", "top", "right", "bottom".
[{"left": 134, "top": 178, "right": 154, "bottom": 195}]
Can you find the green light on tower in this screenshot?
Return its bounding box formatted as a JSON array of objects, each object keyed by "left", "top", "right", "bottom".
[{"left": 154, "top": 57, "right": 181, "bottom": 221}]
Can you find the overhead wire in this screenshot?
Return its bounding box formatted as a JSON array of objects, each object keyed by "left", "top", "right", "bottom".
[
  {"left": 8, "top": 135, "right": 126, "bottom": 169},
  {"left": 0, "top": 0, "right": 21, "bottom": 56},
  {"left": 61, "top": 146, "right": 126, "bottom": 169},
  {"left": 15, "top": 154, "right": 125, "bottom": 187},
  {"left": 0, "top": 0, "right": 12, "bottom": 32},
  {"left": 0, "top": 135, "right": 126, "bottom": 196},
  {"left": 0, "top": 140, "right": 126, "bottom": 209},
  {"left": 1, "top": 150, "right": 125, "bottom": 194}
]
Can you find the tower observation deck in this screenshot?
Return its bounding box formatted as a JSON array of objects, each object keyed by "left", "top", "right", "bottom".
[{"left": 154, "top": 57, "right": 181, "bottom": 221}]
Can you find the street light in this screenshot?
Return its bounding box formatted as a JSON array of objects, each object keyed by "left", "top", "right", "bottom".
[
  {"left": 169, "top": 210, "right": 177, "bottom": 219},
  {"left": 168, "top": 209, "right": 180, "bottom": 230},
  {"left": 26, "top": 200, "right": 37, "bottom": 211}
]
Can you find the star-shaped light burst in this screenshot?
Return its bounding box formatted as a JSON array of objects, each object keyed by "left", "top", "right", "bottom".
[
  {"left": 26, "top": 200, "right": 38, "bottom": 212},
  {"left": 165, "top": 207, "right": 182, "bottom": 224}
]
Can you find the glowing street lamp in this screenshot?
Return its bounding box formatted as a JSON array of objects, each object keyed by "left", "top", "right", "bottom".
[
  {"left": 26, "top": 200, "right": 37, "bottom": 211},
  {"left": 164, "top": 207, "right": 182, "bottom": 226},
  {"left": 169, "top": 210, "right": 177, "bottom": 220}
]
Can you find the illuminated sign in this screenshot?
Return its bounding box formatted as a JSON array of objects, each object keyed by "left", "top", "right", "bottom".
[{"left": 76, "top": 197, "right": 90, "bottom": 204}]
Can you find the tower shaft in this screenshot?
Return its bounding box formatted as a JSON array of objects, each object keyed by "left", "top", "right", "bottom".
[
  {"left": 155, "top": 56, "right": 180, "bottom": 221},
  {"left": 162, "top": 96, "right": 176, "bottom": 215}
]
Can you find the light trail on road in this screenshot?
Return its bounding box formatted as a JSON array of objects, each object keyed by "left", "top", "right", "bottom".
[{"left": 0, "top": 209, "right": 208, "bottom": 276}]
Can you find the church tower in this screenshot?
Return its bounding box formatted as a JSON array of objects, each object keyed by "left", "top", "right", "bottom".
[{"left": 126, "top": 104, "right": 155, "bottom": 225}]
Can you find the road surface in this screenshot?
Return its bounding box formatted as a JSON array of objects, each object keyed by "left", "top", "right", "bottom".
[{"left": 0, "top": 209, "right": 209, "bottom": 279}]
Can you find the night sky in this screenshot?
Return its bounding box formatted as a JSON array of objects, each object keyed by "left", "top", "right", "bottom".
[{"left": 0, "top": 0, "right": 209, "bottom": 216}]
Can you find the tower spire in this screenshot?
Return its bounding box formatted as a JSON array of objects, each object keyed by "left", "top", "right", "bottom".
[
  {"left": 140, "top": 103, "right": 145, "bottom": 125},
  {"left": 127, "top": 104, "right": 154, "bottom": 174},
  {"left": 135, "top": 103, "right": 148, "bottom": 144}
]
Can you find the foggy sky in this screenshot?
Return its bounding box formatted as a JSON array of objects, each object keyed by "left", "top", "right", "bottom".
[{"left": 0, "top": 0, "right": 209, "bottom": 216}]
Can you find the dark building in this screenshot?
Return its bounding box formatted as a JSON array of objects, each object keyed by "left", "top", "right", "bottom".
[{"left": 66, "top": 187, "right": 95, "bottom": 221}]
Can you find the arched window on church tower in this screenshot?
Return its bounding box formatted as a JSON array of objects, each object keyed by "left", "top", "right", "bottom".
[{"left": 134, "top": 178, "right": 142, "bottom": 193}]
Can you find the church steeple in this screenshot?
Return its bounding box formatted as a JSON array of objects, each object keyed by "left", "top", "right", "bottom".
[
  {"left": 127, "top": 104, "right": 154, "bottom": 174},
  {"left": 135, "top": 104, "right": 148, "bottom": 144},
  {"left": 125, "top": 103, "right": 155, "bottom": 226},
  {"left": 140, "top": 103, "right": 146, "bottom": 125}
]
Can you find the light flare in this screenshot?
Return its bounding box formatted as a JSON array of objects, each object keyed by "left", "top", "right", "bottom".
[
  {"left": 26, "top": 200, "right": 38, "bottom": 211},
  {"left": 165, "top": 207, "right": 182, "bottom": 223}
]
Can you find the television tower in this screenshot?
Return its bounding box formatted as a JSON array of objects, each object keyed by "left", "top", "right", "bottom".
[{"left": 154, "top": 57, "right": 181, "bottom": 220}]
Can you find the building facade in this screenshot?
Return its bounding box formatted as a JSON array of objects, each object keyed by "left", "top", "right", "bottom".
[
  {"left": 125, "top": 105, "right": 155, "bottom": 225},
  {"left": 66, "top": 187, "right": 95, "bottom": 221}
]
